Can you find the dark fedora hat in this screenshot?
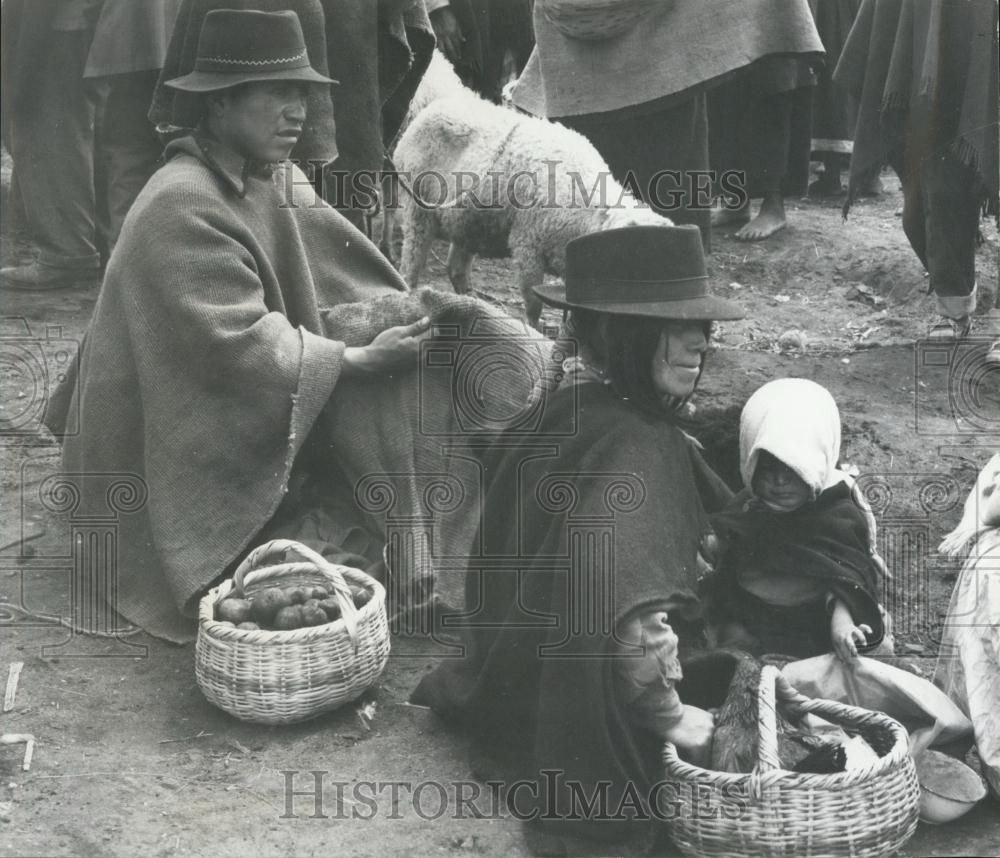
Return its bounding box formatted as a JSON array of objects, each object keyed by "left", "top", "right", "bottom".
[
  {"left": 534, "top": 224, "right": 745, "bottom": 321},
  {"left": 165, "top": 9, "right": 336, "bottom": 93}
]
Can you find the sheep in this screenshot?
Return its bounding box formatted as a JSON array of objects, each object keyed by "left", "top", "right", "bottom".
[
  {"left": 379, "top": 50, "right": 466, "bottom": 261},
  {"left": 392, "top": 91, "right": 672, "bottom": 327}
]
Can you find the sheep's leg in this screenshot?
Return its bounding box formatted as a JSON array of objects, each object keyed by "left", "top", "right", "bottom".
[
  {"left": 447, "top": 243, "right": 475, "bottom": 295},
  {"left": 378, "top": 172, "right": 397, "bottom": 264},
  {"left": 516, "top": 255, "right": 546, "bottom": 329},
  {"left": 399, "top": 205, "right": 435, "bottom": 289}
]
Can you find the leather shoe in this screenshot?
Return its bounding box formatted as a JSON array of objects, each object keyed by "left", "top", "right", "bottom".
[
  {"left": 0, "top": 262, "right": 99, "bottom": 290},
  {"left": 927, "top": 315, "right": 972, "bottom": 342}
]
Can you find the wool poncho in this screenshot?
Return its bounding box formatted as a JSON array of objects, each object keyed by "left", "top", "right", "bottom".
[{"left": 43, "top": 136, "right": 408, "bottom": 642}]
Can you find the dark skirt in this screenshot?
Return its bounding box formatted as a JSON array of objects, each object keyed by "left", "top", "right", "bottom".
[
  {"left": 809, "top": 0, "right": 863, "bottom": 151},
  {"left": 708, "top": 57, "right": 816, "bottom": 198},
  {"left": 712, "top": 586, "right": 833, "bottom": 659},
  {"left": 556, "top": 93, "right": 713, "bottom": 252}
]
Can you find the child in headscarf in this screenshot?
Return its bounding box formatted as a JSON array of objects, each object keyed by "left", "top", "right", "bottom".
[
  {"left": 704, "top": 378, "right": 888, "bottom": 661},
  {"left": 933, "top": 452, "right": 1000, "bottom": 796}
]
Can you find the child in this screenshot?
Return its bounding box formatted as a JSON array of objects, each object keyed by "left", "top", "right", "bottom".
[
  {"left": 704, "top": 378, "right": 887, "bottom": 661},
  {"left": 934, "top": 452, "right": 1000, "bottom": 796}
]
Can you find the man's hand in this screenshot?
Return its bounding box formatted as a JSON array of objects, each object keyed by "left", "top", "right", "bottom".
[
  {"left": 430, "top": 6, "right": 464, "bottom": 63},
  {"left": 343, "top": 316, "right": 431, "bottom": 376}
]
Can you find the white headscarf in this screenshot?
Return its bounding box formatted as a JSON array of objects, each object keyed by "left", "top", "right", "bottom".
[
  {"left": 739, "top": 378, "right": 842, "bottom": 497},
  {"left": 739, "top": 378, "right": 889, "bottom": 580},
  {"left": 939, "top": 452, "right": 1000, "bottom": 557}
]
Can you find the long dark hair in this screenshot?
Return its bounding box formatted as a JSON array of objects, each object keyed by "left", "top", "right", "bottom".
[{"left": 561, "top": 309, "right": 709, "bottom": 418}]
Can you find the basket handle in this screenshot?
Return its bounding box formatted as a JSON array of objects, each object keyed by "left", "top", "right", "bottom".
[
  {"left": 754, "top": 664, "right": 817, "bottom": 773},
  {"left": 232, "top": 538, "right": 361, "bottom": 646}
]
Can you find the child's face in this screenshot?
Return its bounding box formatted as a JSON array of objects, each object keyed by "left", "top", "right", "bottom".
[{"left": 751, "top": 451, "right": 812, "bottom": 512}]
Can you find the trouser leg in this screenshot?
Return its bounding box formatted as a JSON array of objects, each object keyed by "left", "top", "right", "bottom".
[
  {"left": 891, "top": 148, "right": 980, "bottom": 319},
  {"left": 9, "top": 30, "right": 100, "bottom": 271},
  {"left": 920, "top": 154, "right": 980, "bottom": 318},
  {"left": 95, "top": 70, "right": 164, "bottom": 254}
]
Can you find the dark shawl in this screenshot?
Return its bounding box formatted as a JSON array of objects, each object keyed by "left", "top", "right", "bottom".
[
  {"left": 835, "top": 0, "right": 999, "bottom": 213},
  {"left": 708, "top": 482, "right": 885, "bottom": 651},
  {"left": 411, "top": 384, "right": 732, "bottom": 851}
]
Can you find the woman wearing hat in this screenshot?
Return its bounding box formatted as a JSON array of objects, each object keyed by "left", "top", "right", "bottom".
[
  {"left": 43, "top": 9, "right": 433, "bottom": 643},
  {"left": 412, "top": 224, "right": 745, "bottom": 853}
]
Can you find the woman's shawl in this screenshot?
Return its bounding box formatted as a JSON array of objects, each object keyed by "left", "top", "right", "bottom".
[
  {"left": 412, "top": 384, "right": 732, "bottom": 850},
  {"left": 710, "top": 483, "right": 886, "bottom": 646}
]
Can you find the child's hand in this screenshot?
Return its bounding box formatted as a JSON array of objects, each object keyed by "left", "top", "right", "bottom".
[{"left": 830, "top": 599, "right": 872, "bottom": 661}]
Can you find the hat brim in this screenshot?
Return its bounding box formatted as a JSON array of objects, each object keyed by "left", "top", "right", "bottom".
[
  {"left": 532, "top": 284, "right": 746, "bottom": 321},
  {"left": 165, "top": 67, "right": 337, "bottom": 93}
]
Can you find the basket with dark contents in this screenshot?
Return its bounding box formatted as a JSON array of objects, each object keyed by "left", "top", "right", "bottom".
[
  {"left": 195, "top": 539, "right": 389, "bottom": 725},
  {"left": 662, "top": 664, "right": 920, "bottom": 858}
]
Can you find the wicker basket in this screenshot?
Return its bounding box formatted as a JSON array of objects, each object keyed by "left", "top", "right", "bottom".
[
  {"left": 195, "top": 539, "right": 390, "bottom": 725},
  {"left": 662, "top": 665, "right": 920, "bottom": 858}
]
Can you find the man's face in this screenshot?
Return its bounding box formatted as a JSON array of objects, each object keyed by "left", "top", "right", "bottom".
[{"left": 210, "top": 81, "right": 309, "bottom": 163}]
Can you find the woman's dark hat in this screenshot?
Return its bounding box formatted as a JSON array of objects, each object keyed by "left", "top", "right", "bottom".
[
  {"left": 533, "top": 224, "right": 745, "bottom": 321},
  {"left": 165, "top": 9, "right": 337, "bottom": 92}
]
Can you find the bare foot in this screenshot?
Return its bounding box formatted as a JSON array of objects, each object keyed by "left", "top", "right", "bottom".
[
  {"left": 735, "top": 194, "right": 786, "bottom": 241},
  {"left": 711, "top": 199, "right": 750, "bottom": 228}
]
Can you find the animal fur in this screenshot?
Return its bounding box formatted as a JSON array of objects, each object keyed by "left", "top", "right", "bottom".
[
  {"left": 710, "top": 651, "right": 874, "bottom": 774},
  {"left": 392, "top": 79, "right": 670, "bottom": 326},
  {"left": 380, "top": 50, "right": 465, "bottom": 259}
]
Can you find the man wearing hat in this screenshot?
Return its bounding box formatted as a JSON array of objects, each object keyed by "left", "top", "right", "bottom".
[
  {"left": 412, "top": 224, "right": 744, "bottom": 854},
  {"left": 43, "top": 9, "right": 432, "bottom": 643}
]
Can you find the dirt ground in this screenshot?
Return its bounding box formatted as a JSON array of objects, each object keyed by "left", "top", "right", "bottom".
[{"left": 1, "top": 161, "right": 999, "bottom": 857}]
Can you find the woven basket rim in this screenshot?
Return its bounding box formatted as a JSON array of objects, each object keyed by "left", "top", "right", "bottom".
[
  {"left": 197, "top": 569, "right": 385, "bottom": 644},
  {"left": 662, "top": 665, "right": 913, "bottom": 787}
]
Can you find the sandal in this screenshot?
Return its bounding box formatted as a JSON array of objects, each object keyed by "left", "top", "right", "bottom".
[
  {"left": 985, "top": 339, "right": 1000, "bottom": 365},
  {"left": 928, "top": 316, "right": 972, "bottom": 342}
]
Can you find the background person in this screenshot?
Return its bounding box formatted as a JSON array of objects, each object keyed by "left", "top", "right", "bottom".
[
  {"left": 835, "top": 0, "right": 999, "bottom": 341},
  {"left": 511, "top": 0, "right": 824, "bottom": 253},
  {"left": 0, "top": 0, "right": 105, "bottom": 288}
]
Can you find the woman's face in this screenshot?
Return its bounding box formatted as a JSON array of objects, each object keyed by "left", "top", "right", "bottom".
[{"left": 650, "top": 321, "right": 709, "bottom": 399}]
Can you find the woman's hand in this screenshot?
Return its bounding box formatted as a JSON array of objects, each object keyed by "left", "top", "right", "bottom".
[
  {"left": 663, "top": 705, "right": 715, "bottom": 767},
  {"left": 830, "top": 599, "right": 871, "bottom": 662},
  {"left": 342, "top": 317, "right": 431, "bottom": 377}
]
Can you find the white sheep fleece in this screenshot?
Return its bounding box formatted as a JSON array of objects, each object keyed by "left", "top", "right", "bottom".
[{"left": 393, "top": 85, "right": 670, "bottom": 325}]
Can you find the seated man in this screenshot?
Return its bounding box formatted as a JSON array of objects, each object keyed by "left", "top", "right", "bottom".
[{"left": 43, "top": 9, "right": 432, "bottom": 642}]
